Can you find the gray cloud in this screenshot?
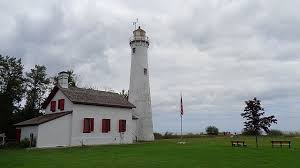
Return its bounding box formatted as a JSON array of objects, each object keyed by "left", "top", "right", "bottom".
[{"left": 1, "top": 0, "right": 300, "bottom": 133}]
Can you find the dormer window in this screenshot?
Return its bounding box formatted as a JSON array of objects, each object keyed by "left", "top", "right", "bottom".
[
  {"left": 50, "top": 101, "right": 56, "bottom": 112},
  {"left": 58, "top": 99, "right": 65, "bottom": 111}
]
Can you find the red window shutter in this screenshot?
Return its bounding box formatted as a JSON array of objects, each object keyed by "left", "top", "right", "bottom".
[
  {"left": 16, "top": 129, "right": 21, "bottom": 143},
  {"left": 119, "top": 120, "right": 122, "bottom": 132},
  {"left": 57, "top": 100, "right": 60, "bottom": 109},
  {"left": 107, "top": 119, "right": 111, "bottom": 132},
  {"left": 50, "top": 101, "right": 56, "bottom": 112},
  {"left": 102, "top": 119, "right": 106, "bottom": 133},
  {"left": 123, "top": 120, "right": 126, "bottom": 132},
  {"left": 102, "top": 119, "right": 105, "bottom": 132},
  {"left": 83, "top": 118, "right": 87, "bottom": 133},
  {"left": 90, "top": 118, "right": 94, "bottom": 132},
  {"left": 59, "top": 99, "right": 65, "bottom": 110}
]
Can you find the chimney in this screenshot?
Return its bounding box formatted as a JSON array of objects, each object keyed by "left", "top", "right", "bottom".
[{"left": 58, "top": 71, "right": 69, "bottom": 88}]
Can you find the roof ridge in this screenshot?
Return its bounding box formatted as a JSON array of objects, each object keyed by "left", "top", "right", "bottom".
[
  {"left": 66, "top": 86, "right": 119, "bottom": 94},
  {"left": 42, "top": 86, "right": 135, "bottom": 109}
]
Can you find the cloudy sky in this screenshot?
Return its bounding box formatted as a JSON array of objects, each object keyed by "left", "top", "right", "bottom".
[{"left": 1, "top": 0, "right": 300, "bottom": 133}]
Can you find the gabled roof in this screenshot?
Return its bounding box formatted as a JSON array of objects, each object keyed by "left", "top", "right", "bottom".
[
  {"left": 42, "top": 85, "right": 135, "bottom": 109},
  {"left": 14, "top": 111, "right": 72, "bottom": 127}
]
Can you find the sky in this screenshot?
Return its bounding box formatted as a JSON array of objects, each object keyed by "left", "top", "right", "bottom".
[{"left": 1, "top": 0, "right": 300, "bottom": 133}]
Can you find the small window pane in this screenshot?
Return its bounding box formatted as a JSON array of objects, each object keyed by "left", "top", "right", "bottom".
[
  {"left": 144, "top": 68, "right": 148, "bottom": 75},
  {"left": 132, "top": 48, "right": 136, "bottom": 54}
]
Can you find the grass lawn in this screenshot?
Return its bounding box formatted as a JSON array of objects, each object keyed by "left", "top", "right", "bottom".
[{"left": 1, "top": 136, "right": 300, "bottom": 168}]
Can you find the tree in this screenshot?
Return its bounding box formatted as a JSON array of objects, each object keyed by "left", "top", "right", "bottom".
[
  {"left": 0, "top": 55, "right": 25, "bottom": 136},
  {"left": 53, "top": 70, "right": 77, "bottom": 87},
  {"left": 241, "top": 97, "right": 277, "bottom": 147},
  {"left": 22, "top": 65, "right": 50, "bottom": 120},
  {"left": 206, "top": 126, "right": 219, "bottom": 135}
]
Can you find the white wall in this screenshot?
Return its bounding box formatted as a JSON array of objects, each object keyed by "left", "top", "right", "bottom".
[
  {"left": 36, "top": 113, "right": 72, "bottom": 148},
  {"left": 44, "top": 90, "right": 73, "bottom": 114},
  {"left": 19, "top": 126, "right": 38, "bottom": 141},
  {"left": 71, "top": 104, "right": 134, "bottom": 146}
]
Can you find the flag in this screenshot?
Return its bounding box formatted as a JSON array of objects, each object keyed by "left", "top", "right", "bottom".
[{"left": 180, "top": 94, "right": 183, "bottom": 115}]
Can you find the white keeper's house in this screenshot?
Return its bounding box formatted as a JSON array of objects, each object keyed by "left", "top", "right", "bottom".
[{"left": 15, "top": 26, "right": 154, "bottom": 148}]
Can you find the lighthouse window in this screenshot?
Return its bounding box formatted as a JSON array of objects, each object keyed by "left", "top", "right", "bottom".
[
  {"left": 132, "top": 48, "right": 136, "bottom": 54},
  {"left": 144, "top": 68, "right": 148, "bottom": 75}
]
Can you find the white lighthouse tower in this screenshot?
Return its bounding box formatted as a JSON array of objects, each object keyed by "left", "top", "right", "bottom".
[{"left": 129, "top": 26, "right": 154, "bottom": 141}]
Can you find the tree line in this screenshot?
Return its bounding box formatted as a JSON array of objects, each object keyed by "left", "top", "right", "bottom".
[{"left": 0, "top": 55, "right": 76, "bottom": 138}]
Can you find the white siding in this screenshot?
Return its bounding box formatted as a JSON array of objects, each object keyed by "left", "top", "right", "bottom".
[
  {"left": 44, "top": 90, "right": 73, "bottom": 114},
  {"left": 19, "top": 126, "right": 38, "bottom": 141},
  {"left": 36, "top": 114, "right": 72, "bottom": 148},
  {"left": 71, "top": 104, "right": 133, "bottom": 146}
]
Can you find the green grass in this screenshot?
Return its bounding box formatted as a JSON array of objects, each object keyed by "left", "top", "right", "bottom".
[{"left": 1, "top": 136, "right": 300, "bottom": 168}]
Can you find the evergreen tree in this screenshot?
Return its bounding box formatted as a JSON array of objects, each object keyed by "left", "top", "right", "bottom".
[
  {"left": 0, "top": 55, "right": 25, "bottom": 136},
  {"left": 241, "top": 97, "right": 277, "bottom": 147}
]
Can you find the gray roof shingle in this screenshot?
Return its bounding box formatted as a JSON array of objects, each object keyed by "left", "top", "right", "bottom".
[
  {"left": 42, "top": 86, "right": 135, "bottom": 109},
  {"left": 14, "top": 111, "right": 72, "bottom": 127}
]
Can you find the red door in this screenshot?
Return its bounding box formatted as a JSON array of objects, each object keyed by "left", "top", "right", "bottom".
[{"left": 16, "top": 129, "right": 21, "bottom": 143}]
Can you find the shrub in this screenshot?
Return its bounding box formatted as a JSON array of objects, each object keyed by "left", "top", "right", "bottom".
[
  {"left": 164, "top": 131, "right": 175, "bottom": 139},
  {"left": 267, "top": 129, "right": 283, "bottom": 136},
  {"left": 154, "top": 132, "right": 163, "bottom": 139},
  {"left": 285, "top": 131, "right": 300, "bottom": 137},
  {"left": 241, "top": 129, "right": 262, "bottom": 136},
  {"left": 19, "top": 138, "right": 30, "bottom": 148},
  {"left": 206, "top": 126, "right": 219, "bottom": 135}
]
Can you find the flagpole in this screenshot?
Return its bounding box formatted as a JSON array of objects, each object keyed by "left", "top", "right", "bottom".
[
  {"left": 180, "top": 92, "right": 183, "bottom": 141},
  {"left": 180, "top": 113, "right": 182, "bottom": 140}
]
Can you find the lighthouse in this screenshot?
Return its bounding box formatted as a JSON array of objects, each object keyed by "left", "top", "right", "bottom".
[{"left": 129, "top": 26, "right": 154, "bottom": 141}]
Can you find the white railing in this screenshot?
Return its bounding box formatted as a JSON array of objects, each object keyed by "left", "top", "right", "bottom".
[{"left": 129, "top": 36, "right": 149, "bottom": 43}]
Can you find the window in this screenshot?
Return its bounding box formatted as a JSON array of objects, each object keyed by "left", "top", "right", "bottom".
[
  {"left": 144, "top": 68, "right": 148, "bottom": 75},
  {"left": 16, "top": 129, "right": 21, "bottom": 143},
  {"left": 83, "top": 118, "right": 94, "bottom": 133},
  {"left": 132, "top": 48, "right": 136, "bottom": 54},
  {"left": 119, "top": 120, "right": 126, "bottom": 132},
  {"left": 58, "top": 99, "right": 65, "bottom": 111},
  {"left": 50, "top": 101, "right": 56, "bottom": 112},
  {"left": 102, "top": 119, "right": 111, "bottom": 133}
]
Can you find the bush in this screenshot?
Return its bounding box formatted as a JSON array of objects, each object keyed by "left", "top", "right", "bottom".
[
  {"left": 267, "top": 129, "right": 283, "bottom": 136},
  {"left": 241, "top": 129, "right": 262, "bottom": 136},
  {"left": 164, "top": 131, "right": 176, "bottom": 139},
  {"left": 285, "top": 131, "right": 300, "bottom": 137},
  {"left": 19, "top": 138, "right": 30, "bottom": 148},
  {"left": 154, "top": 132, "right": 163, "bottom": 139},
  {"left": 206, "top": 126, "right": 219, "bottom": 135}
]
